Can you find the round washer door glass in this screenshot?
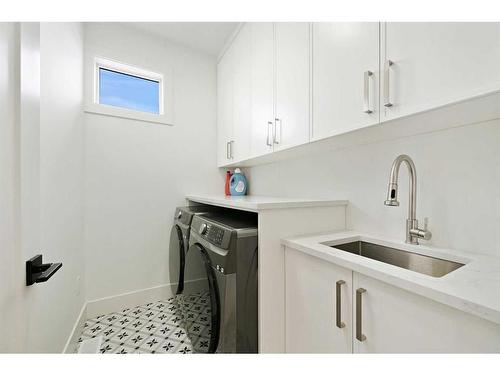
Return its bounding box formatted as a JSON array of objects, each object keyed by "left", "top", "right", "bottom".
[
  {"left": 168, "top": 225, "right": 185, "bottom": 295},
  {"left": 181, "top": 243, "right": 220, "bottom": 353}
]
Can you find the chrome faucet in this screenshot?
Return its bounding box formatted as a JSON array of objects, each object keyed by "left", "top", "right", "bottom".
[{"left": 384, "top": 154, "right": 431, "bottom": 245}]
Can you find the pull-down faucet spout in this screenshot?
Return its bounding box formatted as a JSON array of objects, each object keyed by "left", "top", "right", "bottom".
[{"left": 384, "top": 154, "right": 431, "bottom": 245}]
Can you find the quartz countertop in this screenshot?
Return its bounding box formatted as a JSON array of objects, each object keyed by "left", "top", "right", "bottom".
[
  {"left": 282, "top": 230, "right": 500, "bottom": 326},
  {"left": 186, "top": 194, "right": 348, "bottom": 212}
]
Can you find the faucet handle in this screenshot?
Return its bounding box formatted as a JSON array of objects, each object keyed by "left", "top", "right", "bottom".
[
  {"left": 421, "top": 217, "right": 432, "bottom": 240},
  {"left": 409, "top": 217, "right": 432, "bottom": 242}
]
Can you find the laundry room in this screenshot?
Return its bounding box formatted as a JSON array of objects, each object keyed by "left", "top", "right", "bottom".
[{"left": 2, "top": 1, "right": 500, "bottom": 374}]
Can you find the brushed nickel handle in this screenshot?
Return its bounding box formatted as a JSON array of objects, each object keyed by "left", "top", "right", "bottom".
[
  {"left": 356, "top": 288, "right": 366, "bottom": 342},
  {"left": 226, "top": 141, "right": 230, "bottom": 160},
  {"left": 274, "top": 118, "right": 281, "bottom": 145},
  {"left": 363, "top": 71, "right": 373, "bottom": 114},
  {"left": 336, "top": 280, "right": 346, "bottom": 329},
  {"left": 229, "top": 140, "right": 234, "bottom": 159},
  {"left": 266, "top": 121, "right": 273, "bottom": 147},
  {"left": 384, "top": 60, "right": 394, "bottom": 108}
]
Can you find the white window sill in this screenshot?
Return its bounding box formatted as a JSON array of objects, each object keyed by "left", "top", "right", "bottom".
[{"left": 84, "top": 103, "right": 174, "bottom": 126}]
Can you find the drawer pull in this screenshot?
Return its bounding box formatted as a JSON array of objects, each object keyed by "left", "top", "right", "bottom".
[
  {"left": 336, "top": 280, "right": 346, "bottom": 328},
  {"left": 356, "top": 288, "right": 367, "bottom": 342}
]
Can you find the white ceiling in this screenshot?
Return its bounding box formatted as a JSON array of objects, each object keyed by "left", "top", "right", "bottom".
[{"left": 125, "top": 22, "right": 239, "bottom": 56}]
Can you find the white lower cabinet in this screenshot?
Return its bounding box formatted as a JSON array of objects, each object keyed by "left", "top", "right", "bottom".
[
  {"left": 285, "top": 248, "right": 352, "bottom": 353},
  {"left": 284, "top": 247, "right": 500, "bottom": 353},
  {"left": 352, "top": 272, "right": 500, "bottom": 353}
]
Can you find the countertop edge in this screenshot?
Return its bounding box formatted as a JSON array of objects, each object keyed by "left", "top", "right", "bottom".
[{"left": 186, "top": 195, "right": 349, "bottom": 212}]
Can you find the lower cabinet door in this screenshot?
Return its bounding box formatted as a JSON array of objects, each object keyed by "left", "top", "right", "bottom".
[
  {"left": 353, "top": 272, "right": 500, "bottom": 353},
  {"left": 285, "top": 248, "right": 352, "bottom": 353}
]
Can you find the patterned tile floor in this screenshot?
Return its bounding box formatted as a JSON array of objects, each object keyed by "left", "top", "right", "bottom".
[{"left": 77, "top": 291, "right": 212, "bottom": 354}]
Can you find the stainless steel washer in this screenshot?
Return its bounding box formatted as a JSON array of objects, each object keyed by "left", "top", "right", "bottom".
[{"left": 181, "top": 211, "right": 258, "bottom": 353}]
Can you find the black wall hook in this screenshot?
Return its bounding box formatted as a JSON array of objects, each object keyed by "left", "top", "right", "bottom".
[{"left": 26, "top": 254, "right": 62, "bottom": 286}]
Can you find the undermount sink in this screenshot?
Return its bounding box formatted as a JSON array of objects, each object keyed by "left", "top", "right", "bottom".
[{"left": 330, "top": 241, "right": 465, "bottom": 278}]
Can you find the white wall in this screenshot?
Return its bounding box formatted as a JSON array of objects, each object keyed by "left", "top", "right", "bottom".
[
  {"left": 0, "top": 22, "right": 23, "bottom": 353},
  {"left": 38, "top": 22, "right": 85, "bottom": 351},
  {"left": 247, "top": 119, "right": 500, "bottom": 257},
  {"left": 83, "top": 23, "right": 222, "bottom": 301},
  {"left": 0, "top": 22, "right": 85, "bottom": 353}
]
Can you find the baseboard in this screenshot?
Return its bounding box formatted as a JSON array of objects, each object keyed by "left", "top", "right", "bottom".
[
  {"left": 63, "top": 302, "right": 87, "bottom": 353},
  {"left": 85, "top": 283, "right": 176, "bottom": 319}
]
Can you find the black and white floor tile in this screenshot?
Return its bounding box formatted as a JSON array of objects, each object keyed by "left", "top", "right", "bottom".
[{"left": 77, "top": 291, "right": 211, "bottom": 354}]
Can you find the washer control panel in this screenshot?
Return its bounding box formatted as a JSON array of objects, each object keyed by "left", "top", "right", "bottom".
[{"left": 199, "top": 222, "right": 226, "bottom": 246}]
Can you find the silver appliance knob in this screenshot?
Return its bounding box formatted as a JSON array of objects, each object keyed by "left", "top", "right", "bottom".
[
  {"left": 199, "top": 223, "right": 207, "bottom": 235},
  {"left": 177, "top": 211, "right": 182, "bottom": 219}
]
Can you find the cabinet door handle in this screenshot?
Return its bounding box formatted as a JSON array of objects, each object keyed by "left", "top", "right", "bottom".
[
  {"left": 266, "top": 121, "right": 273, "bottom": 147},
  {"left": 335, "top": 280, "right": 346, "bottom": 329},
  {"left": 363, "top": 71, "right": 373, "bottom": 114},
  {"left": 383, "top": 60, "right": 394, "bottom": 108},
  {"left": 356, "top": 288, "right": 367, "bottom": 342},
  {"left": 226, "top": 141, "right": 230, "bottom": 160},
  {"left": 229, "top": 140, "right": 234, "bottom": 159},
  {"left": 274, "top": 118, "right": 281, "bottom": 145}
]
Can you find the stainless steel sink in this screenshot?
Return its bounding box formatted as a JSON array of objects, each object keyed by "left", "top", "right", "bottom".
[{"left": 330, "top": 241, "right": 465, "bottom": 277}]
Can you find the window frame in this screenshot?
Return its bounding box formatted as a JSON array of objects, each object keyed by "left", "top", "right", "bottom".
[{"left": 85, "top": 57, "right": 173, "bottom": 125}]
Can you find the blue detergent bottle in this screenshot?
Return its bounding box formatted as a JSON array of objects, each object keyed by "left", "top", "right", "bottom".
[{"left": 229, "top": 168, "right": 248, "bottom": 196}]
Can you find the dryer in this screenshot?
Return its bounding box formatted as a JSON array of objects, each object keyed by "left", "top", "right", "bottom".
[{"left": 168, "top": 206, "right": 219, "bottom": 296}]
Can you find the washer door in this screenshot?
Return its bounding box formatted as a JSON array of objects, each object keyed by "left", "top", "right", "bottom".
[
  {"left": 168, "top": 224, "right": 185, "bottom": 295},
  {"left": 182, "top": 243, "right": 221, "bottom": 353}
]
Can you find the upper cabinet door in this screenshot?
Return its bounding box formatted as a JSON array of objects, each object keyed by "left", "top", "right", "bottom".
[
  {"left": 250, "top": 23, "right": 275, "bottom": 158},
  {"left": 382, "top": 22, "right": 500, "bottom": 121},
  {"left": 231, "top": 24, "right": 252, "bottom": 162},
  {"left": 312, "top": 23, "right": 380, "bottom": 141},
  {"left": 216, "top": 44, "right": 234, "bottom": 167},
  {"left": 274, "top": 23, "right": 310, "bottom": 151}
]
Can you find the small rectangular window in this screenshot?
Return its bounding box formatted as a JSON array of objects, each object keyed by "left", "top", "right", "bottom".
[
  {"left": 87, "top": 57, "right": 172, "bottom": 125},
  {"left": 94, "top": 58, "right": 164, "bottom": 116},
  {"left": 98, "top": 68, "right": 160, "bottom": 114}
]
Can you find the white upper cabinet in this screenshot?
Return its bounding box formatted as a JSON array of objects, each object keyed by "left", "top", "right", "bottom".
[
  {"left": 218, "top": 22, "right": 310, "bottom": 166},
  {"left": 216, "top": 43, "right": 234, "bottom": 166},
  {"left": 216, "top": 24, "right": 252, "bottom": 166},
  {"left": 231, "top": 24, "right": 252, "bottom": 162},
  {"left": 250, "top": 23, "right": 275, "bottom": 158},
  {"left": 274, "top": 23, "right": 310, "bottom": 151},
  {"left": 382, "top": 22, "right": 500, "bottom": 121},
  {"left": 217, "top": 22, "right": 500, "bottom": 166},
  {"left": 312, "top": 23, "right": 380, "bottom": 141}
]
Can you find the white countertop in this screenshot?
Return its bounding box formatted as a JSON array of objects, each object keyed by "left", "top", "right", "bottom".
[
  {"left": 186, "top": 194, "right": 348, "bottom": 212},
  {"left": 282, "top": 230, "right": 500, "bottom": 326}
]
